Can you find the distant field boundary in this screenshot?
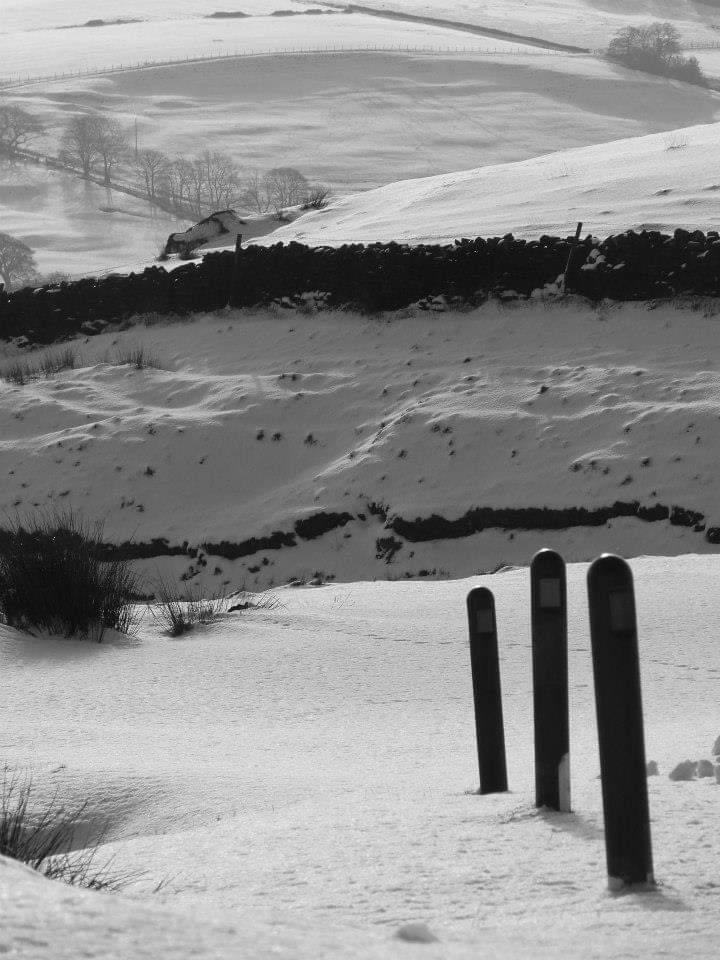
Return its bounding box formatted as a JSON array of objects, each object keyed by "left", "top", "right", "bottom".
[
  {"left": 2, "top": 228, "right": 720, "bottom": 344},
  {"left": 321, "top": 1, "right": 590, "bottom": 53},
  {"left": 0, "top": 44, "right": 593, "bottom": 89}
]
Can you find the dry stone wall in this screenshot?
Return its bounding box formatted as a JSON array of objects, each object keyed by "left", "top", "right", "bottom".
[{"left": 3, "top": 229, "right": 720, "bottom": 344}]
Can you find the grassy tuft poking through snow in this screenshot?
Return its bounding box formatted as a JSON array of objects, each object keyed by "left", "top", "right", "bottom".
[
  {"left": 0, "top": 346, "right": 81, "bottom": 385},
  {"left": 0, "top": 508, "right": 141, "bottom": 641},
  {"left": 110, "top": 345, "right": 163, "bottom": 370},
  {"left": 0, "top": 767, "right": 137, "bottom": 892},
  {"left": 150, "top": 577, "right": 232, "bottom": 636},
  {"left": 150, "top": 579, "right": 282, "bottom": 635}
]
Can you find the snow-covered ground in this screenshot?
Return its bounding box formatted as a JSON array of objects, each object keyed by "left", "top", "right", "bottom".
[
  {"left": 1, "top": 555, "right": 719, "bottom": 958},
  {"left": 0, "top": 161, "right": 189, "bottom": 279},
  {"left": 266, "top": 119, "right": 720, "bottom": 244},
  {"left": 1, "top": 6, "right": 720, "bottom": 955},
  {"left": 6, "top": 48, "right": 720, "bottom": 276},
  {"left": 1, "top": 0, "right": 330, "bottom": 36},
  {"left": 3, "top": 299, "right": 720, "bottom": 591},
  {"left": 16, "top": 46, "right": 718, "bottom": 191},
  {"left": 4, "top": 1, "right": 720, "bottom": 276},
  {"left": 326, "top": 0, "right": 720, "bottom": 49},
  {"left": 0, "top": 11, "right": 520, "bottom": 80}
]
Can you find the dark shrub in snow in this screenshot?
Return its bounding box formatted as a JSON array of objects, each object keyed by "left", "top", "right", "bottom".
[{"left": 0, "top": 509, "right": 139, "bottom": 641}]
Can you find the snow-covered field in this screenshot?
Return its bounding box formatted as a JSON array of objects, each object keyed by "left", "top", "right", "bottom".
[
  {"left": 0, "top": 160, "right": 189, "bottom": 279},
  {"left": 328, "top": 0, "right": 720, "bottom": 49},
  {"left": 267, "top": 119, "right": 720, "bottom": 244},
  {"left": 0, "top": 11, "right": 519, "bottom": 80},
  {"left": 3, "top": 299, "right": 720, "bottom": 591},
  {"left": 2, "top": 4, "right": 720, "bottom": 957},
  {"left": 1, "top": 555, "right": 719, "bottom": 958},
  {"left": 15, "top": 46, "right": 718, "bottom": 192},
  {"left": 4, "top": 1, "right": 720, "bottom": 275}
]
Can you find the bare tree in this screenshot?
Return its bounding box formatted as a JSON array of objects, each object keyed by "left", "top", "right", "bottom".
[
  {"left": 94, "top": 118, "right": 128, "bottom": 186},
  {"left": 186, "top": 157, "right": 210, "bottom": 216},
  {"left": 0, "top": 104, "right": 44, "bottom": 155},
  {"left": 0, "top": 232, "right": 37, "bottom": 291},
  {"left": 264, "top": 167, "right": 309, "bottom": 212},
  {"left": 59, "top": 115, "right": 102, "bottom": 177},
  {"left": 642, "top": 22, "right": 681, "bottom": 59},
  {"left": 166, "top": 156, "right": 194, "bottom": 211},
  {"left": 135, "top": 148, "right": 169, "bottom": 199},
  {"left": 198, "top": 150, "right": 240, "bottom": 208},
  {"left": 238, "top": 170, "right": 271, "bottom": 214}
]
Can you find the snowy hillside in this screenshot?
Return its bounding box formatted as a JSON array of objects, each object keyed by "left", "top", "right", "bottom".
[
  {"left": 2, "top": 297, "right": 720, "bottom": 591},
  {"left": 333, "top": 0, "right": 720, "bottom": 49},
  {"left": 265, "top": 119, "right": 720, "bottom": 245},
  {"left": 1, "top": 556, "right": 719, "bottom": 958}
]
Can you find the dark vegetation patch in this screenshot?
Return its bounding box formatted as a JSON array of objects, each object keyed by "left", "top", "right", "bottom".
[
  {"left": 389, "top": 501, "right": 709, "bottom": 542},
  {"left": 57, "top": 18, "right": 143, "bottom": 29},
  {"left": 294, "top": 512, "right": 353, "bottom": 540},
  {"left": 5, "top": 228, "right": 720, "bottom": 345},
  {"left": 200, "top": 531, "right": 297, "bottom": 560},
  {"left": 0, "top": 510, "right": 139, "bottom": 641},
  {"left": 85, "top": 500, "right": 720, "bottom": 572}
]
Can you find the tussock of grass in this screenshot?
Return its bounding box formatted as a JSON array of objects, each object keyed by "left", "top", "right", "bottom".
[
  {"left": 0, "top": 508, "right": 140, "bottom": 642},
  {"left": 110, "top": 345, "right": 163, "bottom": 370},
  {"left": 150, "top": 577, "right": 231, "bottom": 636},
  {"left": 228, "top": 590, "right": 281, "bottom": 613},
  {"left": 0, "top": 767, "right": 137, "bottom": 891},
  {"left": 150, "top": 579, "right": 280, "bottom": 635},
  {"left": 0, "top": 345, "right": 80, "bottom": 385}
]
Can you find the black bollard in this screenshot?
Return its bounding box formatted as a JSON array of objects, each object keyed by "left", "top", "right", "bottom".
[
  {"left": 531, "top": 549, "right": 570, "bottom": 812},
  {"left": 587, "top": 555, "right": 654, "bottom": 890},
  {"left": 467, "top": 587, "right": 508, "bottom": 794}
]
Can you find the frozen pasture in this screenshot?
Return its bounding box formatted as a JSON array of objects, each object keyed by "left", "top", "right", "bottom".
[
  {"left": 267, "top": 118, "right": 720, "bottom": 244},
  {"left": 0, "top": 555, "right": 718, "bottom": 958},
  {"left": 3, "top": 298, "right": 720, "bottom": 591},
  {"left": 4, "top": 0, "right": 720, "bottom": 275},
  {"left": 331, "top": 0, "right": 720, "bottom": 49}
]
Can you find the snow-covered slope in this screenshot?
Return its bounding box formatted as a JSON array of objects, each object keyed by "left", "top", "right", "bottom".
[
  {"left": 1, "top": 557, "right": 718, "bottom": 958},
  {"left": 3, "top": 298, "right": 720, "bottom": 590},
  {"left": 330, "top": 0, "right": 720, "bottom": 49},
  {"left": 264, "top": 119, "right": 720, "bottom": 245}
]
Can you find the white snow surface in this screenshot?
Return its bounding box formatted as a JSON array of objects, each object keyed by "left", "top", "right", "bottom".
[
  {"left": 1, "top": 9, "right": 720, "bottom": 953},
  {"left": 1, "top": 556, "right": 719, "bottom": 958},
  {"left": 327, "top": 0, "right": 720, "bottom": 49},
  {"left": 0, "top": 11, "right": 515, "bottom": 80},
  {"left": 262, "top": 119, "right": 720, "bottom": 244},
  {"left": 3, "top": 300, "right": 720, "bottom": 591},
  {"left": 5, "top": 1, "right": 720, "bottom": 275}
]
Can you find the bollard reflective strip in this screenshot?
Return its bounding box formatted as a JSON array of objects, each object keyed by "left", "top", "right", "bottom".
[
  {"left": 467, "top": 587, "right": 508, "bottom": 794},
  {"left": 587, "top": 554, "right": 654, "bottom": 889},
  {"left": 530, "top": 549, "right": 570, "bottom": 812}
]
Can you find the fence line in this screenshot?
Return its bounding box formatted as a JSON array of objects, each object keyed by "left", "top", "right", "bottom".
[{"left": 0, "top": 44, "right": 594, "bottom": 88}]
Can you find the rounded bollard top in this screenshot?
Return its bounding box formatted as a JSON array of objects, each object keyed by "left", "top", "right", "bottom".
[
  {"left": 466, "top": 587, "right": 496, "bottom": 637},
  {"left": 531, "top": 548, "right": 565, "bottom": 571},
  {"left": 466, "top": 586, "right": 494, "bottom": 609},
  {"left": 587, "top": 553, "right": 634, "bottom": 587}
]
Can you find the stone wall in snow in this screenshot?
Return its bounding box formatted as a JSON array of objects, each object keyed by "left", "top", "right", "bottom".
[{"left": 2, "top": 228, "right": 720, "bottom": 344}]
